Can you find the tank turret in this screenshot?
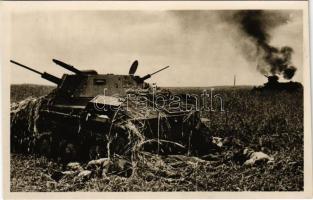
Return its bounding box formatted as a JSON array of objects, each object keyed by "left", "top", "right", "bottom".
[
  {"left": 11, "top": 59, "right": 171, "bottom": 105},
  {"left": 264, "top": 75, "right": 279, "bottom": 85}
]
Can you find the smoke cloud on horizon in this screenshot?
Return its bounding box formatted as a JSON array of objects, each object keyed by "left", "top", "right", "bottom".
[{"left": 222, "top": 10, "right": 298, "bottom": 80}]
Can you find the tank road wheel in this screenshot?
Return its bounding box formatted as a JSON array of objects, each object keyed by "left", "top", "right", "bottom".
[
  {"left": 88, "top": 144, "right": 107, "bottom": 160},
  {"left": 61, "top": 142, "right": 78, "bottom": 163},
  {"left": 36, "top": 133, "right": 53, "bottom": 157}
]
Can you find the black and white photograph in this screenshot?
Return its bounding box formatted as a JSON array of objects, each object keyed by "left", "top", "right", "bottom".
[{"left": 1, "top": 1, "right": 312, "bottom": 198}]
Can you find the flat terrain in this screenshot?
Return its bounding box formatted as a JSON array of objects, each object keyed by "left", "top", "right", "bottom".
[
  {"left": 10, "top": 84, "right": 303, "bottom": 191},
  {"left": 11, "top": 84, "right": 55, "bottom": 103}
]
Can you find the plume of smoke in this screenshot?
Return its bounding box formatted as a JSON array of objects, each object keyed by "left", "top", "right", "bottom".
[{"left": 227, "top": 10, "right": 297, "bottom": 80}]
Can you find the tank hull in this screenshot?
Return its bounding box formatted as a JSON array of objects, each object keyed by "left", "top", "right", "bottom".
[{"left": 10, "top": 92, "right": 206, "bottom": 163}]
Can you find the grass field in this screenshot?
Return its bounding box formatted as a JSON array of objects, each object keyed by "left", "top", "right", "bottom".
[
  {"left": 10, "top": 84, "right": 303, "bottom": 191},
  {"left": 10, "top": 84, "right": 55, "bottom": 103}
]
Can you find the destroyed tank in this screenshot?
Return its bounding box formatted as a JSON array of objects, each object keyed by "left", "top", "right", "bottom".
[
  {"left": 253, "top": 75, "right": 303, "bottom": 92},
  {"left": 10, "top": 59, "right": 209, "bottom": 163}
]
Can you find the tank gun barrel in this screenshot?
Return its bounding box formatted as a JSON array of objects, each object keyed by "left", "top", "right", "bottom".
[
  {"left": 150, "top": 66, "right": 169, "bottom": 76},
  {"left": 10, "top": 60, "right": 61, "bottom": 85},
  {"left": 140, "top": 66, "right": 169, "bottom": 82},
  {"left": 52, "top": 59, "right": 82, "bottom": 75},
  {"left": 10, "top": 60, "right": 42, "bottom": 75}
]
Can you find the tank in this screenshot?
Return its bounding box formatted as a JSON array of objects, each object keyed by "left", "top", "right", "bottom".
[
  {"left": 10, "top": 59, "right": 210, "bottom": 163},
  {"left": 254, "top": 75, "right": 303, "bottom": 92}
]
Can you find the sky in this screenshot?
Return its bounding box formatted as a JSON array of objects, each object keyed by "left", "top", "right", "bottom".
[{"left": 9, "top": 10, "right": 303, "bottom": 87}]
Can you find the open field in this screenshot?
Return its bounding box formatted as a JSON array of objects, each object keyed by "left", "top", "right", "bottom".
[
  {"left": 10, "top": 84, "right": 55, "bottom": 103},
  {"left": 10, "top": 84, "right": 303, "bottom": 191}
]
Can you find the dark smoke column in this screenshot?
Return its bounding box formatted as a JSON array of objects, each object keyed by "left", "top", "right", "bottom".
[{"left": 233, "top": 10, "right": 297, "bottom": 80}]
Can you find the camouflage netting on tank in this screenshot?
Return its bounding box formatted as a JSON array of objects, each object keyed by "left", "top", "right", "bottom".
[
  {"left": 10, "top": 97, "right": 182, "bottom": 157},
  {"left": 11, "top": 93, "right": 208, "bottom": 176},
  {"left": 10, "top": 97, "right": 137, "bottom": 154},
  {"left": 11, "top": 97, "right": 46, "bottom": 153}
]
